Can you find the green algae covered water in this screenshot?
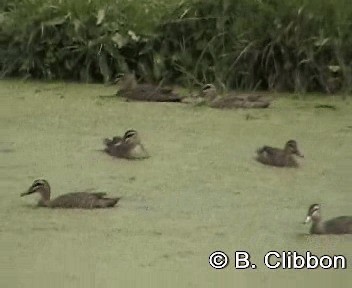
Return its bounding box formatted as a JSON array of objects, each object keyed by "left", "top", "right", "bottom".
[{"left": 0, "top": 80, "right": 351, "bottom": 287}]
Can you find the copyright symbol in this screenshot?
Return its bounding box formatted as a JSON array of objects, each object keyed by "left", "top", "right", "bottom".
[{"left": 209, "top": 251, "right": 229, "bottom": 269}]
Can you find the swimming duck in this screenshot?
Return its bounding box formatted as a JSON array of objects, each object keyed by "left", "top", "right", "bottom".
[
  {"left": 116, "top": 73, "right": 184, "bottom": 102},
  {"left": 103, "top": 129, "right": 150, "bottom": 159},
  {"left": 200, "top": 84, "right": 271, "bottom": 109},
  {"left": 256, "top": 140, "right": 304, "bottom": 167},
  {"left": 21, "top": 179, "right": 120, "bottom": 209},
  {"left": 304, "top": 204, "right": 352, "bottom": 234}
]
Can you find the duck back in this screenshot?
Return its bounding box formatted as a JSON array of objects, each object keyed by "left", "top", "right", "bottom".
[
  {"left": 48, "top": 192, "right": 120, "bottom": 209},
  {"left": 256, "top": 146, "right": 298, "bottom": 167},
  {"left": 121, "top": 84, "right": 183, "bottom": 102},
  {"left": 321, "top": 216, "right": 352, "bottom": 234}
]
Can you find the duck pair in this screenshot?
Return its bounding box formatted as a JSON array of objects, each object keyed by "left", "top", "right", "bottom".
[
  {"left": 116, "top": 73, "right": 271, "bottom": 109},
  {"left": 20, "top": 130, "right": 149, "bottom": 209},
  {"left": 21, "top": 180, "right": 352, "bottom": 234},
  {"left": 20, "top": 130, "right": 148, "bottom": 209},
  {"left": 256, "top": 141, "right": 352, "bottom": 234},
  {"left": 103, "top": 129, "right": 149, "bottom": 160},
  {"left": 104, "top": 132, "right": 304, "bottom": 168}
]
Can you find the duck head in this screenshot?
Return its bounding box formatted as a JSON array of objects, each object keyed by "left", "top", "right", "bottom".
[
  {"left": 21, "top": 179, "right": 51, "bottom": 201},
  {"left": 304, "top": 204, "right": 321, "bottom": 224},
  {"left": 116, "top": 72, "right": 138, "bottom": 91},
  {"left": 285, "top": 140, "right": 304, "bottom": 157},
  {"left": 200, "top": 84, "right": 218, "bottom": 101}
]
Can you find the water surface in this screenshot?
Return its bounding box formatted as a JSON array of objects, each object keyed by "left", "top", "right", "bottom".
[{"left": 0, "top": 80, "right": 351, "bottom": 287}]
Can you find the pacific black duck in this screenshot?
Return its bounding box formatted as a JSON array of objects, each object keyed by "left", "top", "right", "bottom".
[
  {"left": 200, "top": 84, "right": 271, "bottom": 109},
  {"left": 103, "top": 129, "right": 150, "bottom": 159},
  {"left": 304, "top": 204, "right": 352, "bottom": 234},
  {"left": 256, "top": 139, "right": 304, "bottom": 167},
  {"left": 21, "top": 179, "right": 120, "bottom": 209},
  {"left": 116, "top": 73, "right": 184, "bottom": 102}
]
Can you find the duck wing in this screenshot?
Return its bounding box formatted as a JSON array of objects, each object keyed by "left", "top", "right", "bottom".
[
  {"left": 241, "top": 100, "right": 271, "bottom": 108},
  {"left": 256, "top": 146, "right": 280, "bottom": 156},
  {"left": 159, "top": 87, "right": 173, "bottom": 93},
  {"left": 90, "top": 192, "right": 107, "bottom": 198},
  {"left": 103, "top": 136, "right": 123, "bottom": 146},
  {"left": 103, "top": 141, "right": 132, "bottom": 158},
  {"left": 97, "top": 197, "right": 121, "bottom": 208},
  {"left": 103, "top": 141, "right": 148, "bottom": 160},
  {"left": 226, "top": 93, "right": 271, "bottom": 108},
  {"left": 246, "top": 95, "right": 262, "bottom": 101},
  {"left": 103, "top": 137, "right": 124, "bottom": 155},
  {"left": 49, "top": 192, "right": 120, "bottom": 209},
  {"left": 209, "top": 96, "right": 243, "bottom": 109},
  {"left": 324, "top": 216, "right": 352, "bottom": 234},
  {"left": 120, "top": 84, "right": 183, "bottom": 102}
]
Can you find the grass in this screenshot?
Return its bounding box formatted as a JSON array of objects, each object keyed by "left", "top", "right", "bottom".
[
  {"left": 2, "top": 0, "right": 352, "bottom": 92},
  {"left": 0, "top": 79, "right": 351, "bottom": 286}
]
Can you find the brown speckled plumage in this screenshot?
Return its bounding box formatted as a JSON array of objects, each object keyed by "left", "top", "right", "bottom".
[
  {"left": 21, "top": 179, "right": 120, "bottom": 209},
  {"left": 201, "top": 84, "right": 271, "bottom": 109},
  {"left": 116, "top": 73, "right": 183, "bottom": 102},
  {"left": 256, "top": 140, "right": 304, "bottom": 167}
]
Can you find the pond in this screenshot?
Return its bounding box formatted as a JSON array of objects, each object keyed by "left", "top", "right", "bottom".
[{"left": 0, "top": 80, "right": 351, "bottom": 287}]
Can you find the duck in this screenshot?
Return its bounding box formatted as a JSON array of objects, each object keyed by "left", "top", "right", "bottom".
[
  {"left": 256, "top": 139, "right": 304, "bottom": 167},
  {"left": 21, "top": 179, "right": 120, "bottom": 209},
  {"left": 304, "top": 204, "right": 352, "bottom": 234},
  {"left": 103, "top": 129, "right": 150, "bottom": 159},
  {"left": 200, "top": 84, "right": 271, "bottom": 109},
  {"left": 116, "top": 73, "right": 184, "bottom": 102}
]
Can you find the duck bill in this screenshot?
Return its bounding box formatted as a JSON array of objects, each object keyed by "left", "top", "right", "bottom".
[
  {"left": 296, "top": 151, "right": 304, "bottom": 158},
  {"left": 20, "top": 186, "right": 36, "bottom": 197},
  {"left": 304, "top": 216, "right": 311, "bottom": 224},
  {"left": 20, "top": 191, "right": 30, "bottom": 197}
]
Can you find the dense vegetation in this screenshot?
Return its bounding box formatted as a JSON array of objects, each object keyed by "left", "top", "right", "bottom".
[{"left": 1, "top": 0, "right": 351, "bottom": 93}]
